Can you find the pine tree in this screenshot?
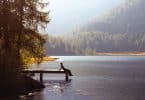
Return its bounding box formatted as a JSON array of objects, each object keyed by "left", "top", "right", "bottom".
[{"left": 0, "top": 0, "right": 49, "bottom": 96}]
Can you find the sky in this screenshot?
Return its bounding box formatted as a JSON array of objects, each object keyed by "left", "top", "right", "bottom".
[{"left": 42, "top": 0, "right": 125, "bottom": 35}]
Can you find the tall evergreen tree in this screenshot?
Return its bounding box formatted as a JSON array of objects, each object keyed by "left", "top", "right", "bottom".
[{"left": 0, "top": 0, "right": 49, "bottom": 96}]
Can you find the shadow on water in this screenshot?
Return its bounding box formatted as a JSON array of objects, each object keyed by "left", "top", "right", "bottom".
[
  {"left": 0, "top": 80, "right": 72, "bottom": 100},
  {"left": 18, "top": 79, "right": 72, "bottom": 100}
]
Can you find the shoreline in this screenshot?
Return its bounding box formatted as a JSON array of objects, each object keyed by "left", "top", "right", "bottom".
[
  {"left": 0, "top": 76, "right": 44, "bottom": 99},
  {"left": 95, "top": 52, "right": 145, "bottom": 56},
  {"left": 48, "top": 52, "right": 145, "bottom": 56}
]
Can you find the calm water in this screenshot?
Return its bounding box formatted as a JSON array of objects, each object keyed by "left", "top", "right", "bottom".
[{"left": 24, "top": 56, "right": 145, "bottom": 100}]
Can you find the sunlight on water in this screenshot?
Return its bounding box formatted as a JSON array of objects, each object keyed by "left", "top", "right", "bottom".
[{"left": 52, "top": 56, "right": 145, "bottom": 62}]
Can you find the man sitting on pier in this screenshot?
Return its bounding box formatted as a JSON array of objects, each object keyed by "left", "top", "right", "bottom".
[{"left": 59, "top": 62, "right": 73, "bottom": 76}]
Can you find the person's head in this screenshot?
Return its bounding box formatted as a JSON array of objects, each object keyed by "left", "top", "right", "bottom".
[{"left": 60, "top": 62, "right": 63, "bottom": 66}]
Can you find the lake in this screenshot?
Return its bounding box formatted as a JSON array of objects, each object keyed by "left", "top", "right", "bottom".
[{"left": 24, "top": 56, "right": 145, "bottom": 100}]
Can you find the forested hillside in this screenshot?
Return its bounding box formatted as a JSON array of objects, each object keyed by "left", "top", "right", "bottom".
[
  {"left": 82, "top": 0, "right": 145, "bottom": 35},
  {"left": 45, "top": 0, "right": 145, "bottom": 55}
]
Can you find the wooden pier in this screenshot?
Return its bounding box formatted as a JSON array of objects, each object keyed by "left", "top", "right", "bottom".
[{"left": 22, "top": 69, "right": 69, "bottom": 83}]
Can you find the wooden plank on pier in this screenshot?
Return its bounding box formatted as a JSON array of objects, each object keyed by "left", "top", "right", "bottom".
[{"left": 23, "top": 70, "right": 66, "bottom": 73}]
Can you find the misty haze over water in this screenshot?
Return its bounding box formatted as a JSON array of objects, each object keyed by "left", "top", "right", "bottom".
[{"left": 45, "top": 0, "right": 145, "bottom": 55}]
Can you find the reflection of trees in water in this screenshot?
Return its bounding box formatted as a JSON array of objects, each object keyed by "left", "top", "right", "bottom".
[{"left": 45, "top": 80, "right": 72, "bottom": 94}]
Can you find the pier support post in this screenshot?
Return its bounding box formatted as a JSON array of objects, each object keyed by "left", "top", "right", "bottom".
[
  {"left": 65, "top": 72, "right": 69, "bottom": 81},
  {"left": 40, "top": 73, "right": 43, "bottom": 83}
]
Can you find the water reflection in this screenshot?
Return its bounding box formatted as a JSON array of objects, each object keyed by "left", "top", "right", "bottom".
[
  {"left": 45, "top": 80, "right": 71, "bottom": 93},
  {"left": 24, "top": 79, "right": 72, "bottom": 100}
]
